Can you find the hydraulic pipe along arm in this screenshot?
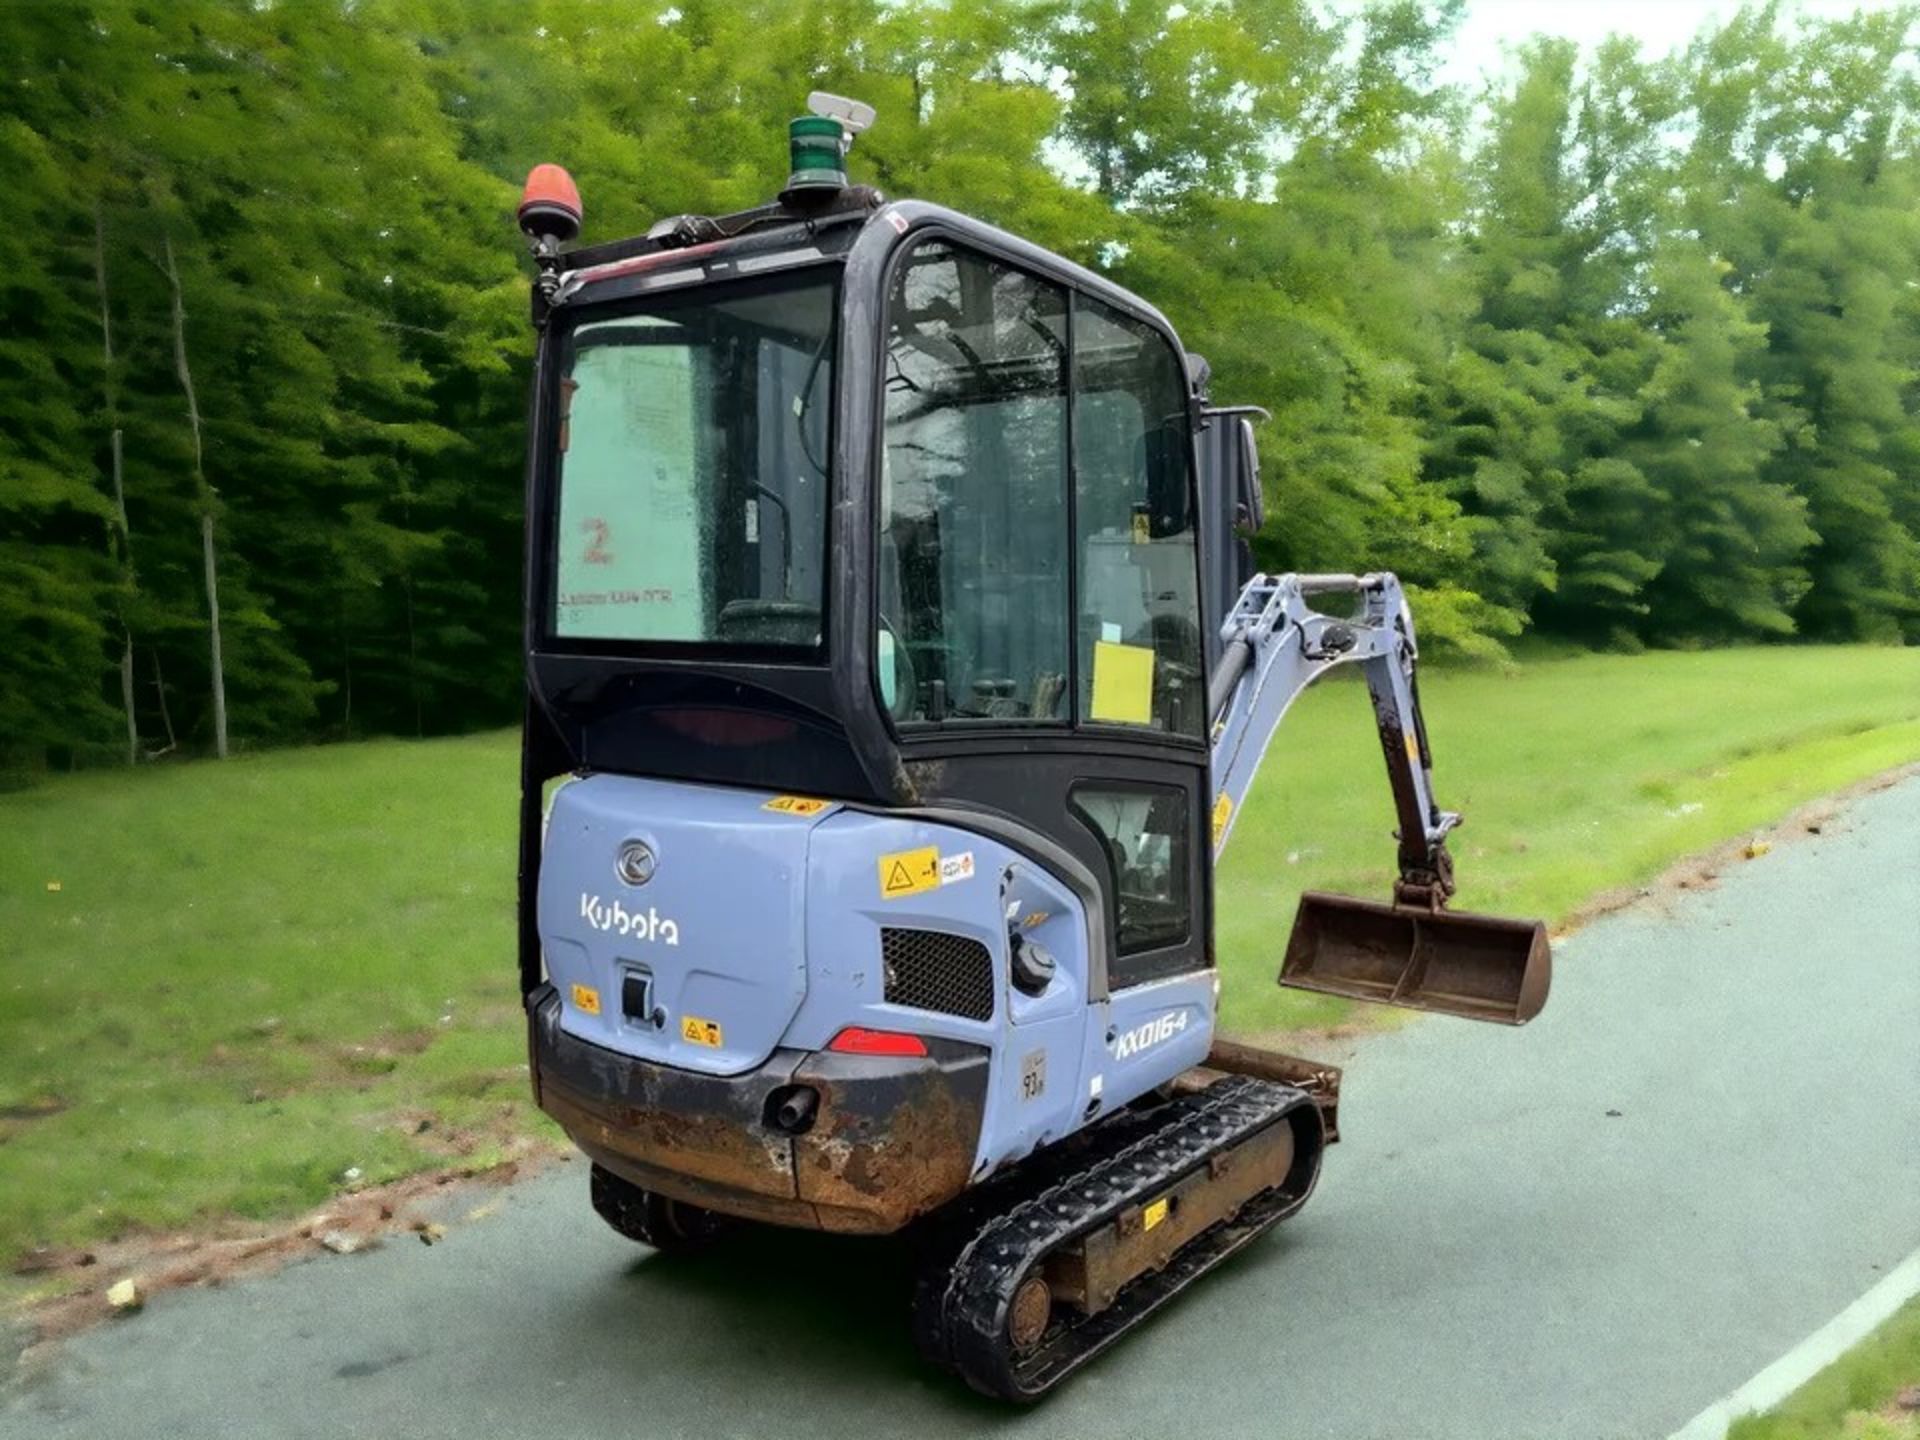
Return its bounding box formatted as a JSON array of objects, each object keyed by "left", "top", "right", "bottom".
[{"left": 1208, "top": 571, "right": 1457, "bottom": 909}]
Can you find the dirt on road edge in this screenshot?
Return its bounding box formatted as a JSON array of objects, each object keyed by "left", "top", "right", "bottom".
[
  {"left": 1556, "top": 761, "right": 1920, "bottom": 937},
  {"left": 6, "top": 1139, "right": 566, "bottom": 1380}
]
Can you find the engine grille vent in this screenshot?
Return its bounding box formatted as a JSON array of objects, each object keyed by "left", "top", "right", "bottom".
[{"left": 880, "top": 928, "right": 995, "bottom": 1021}]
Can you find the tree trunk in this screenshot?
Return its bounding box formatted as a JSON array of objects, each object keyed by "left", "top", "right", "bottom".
[
  {"left": 201, "top": 511, "right": 226, "bottom": 754},
  {"left": 403, "top": 573, "right": 421, "bottom": 738},
  {"left": 161, "top": 231, "right": 228, "bottom": 759},
  {"left": 94, "top": 207, "right": 139, "bottom": 766},
  {"left": 151, "top": 649, "right": 178, "bottom": 754}
]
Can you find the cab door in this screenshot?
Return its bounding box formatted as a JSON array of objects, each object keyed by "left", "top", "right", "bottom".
[
  {"left": 1063, "top": 292, "right": 1212, "bottom": 990},
  {"left": 874, "top": 235, "right": 1213, "bottom": 995}
]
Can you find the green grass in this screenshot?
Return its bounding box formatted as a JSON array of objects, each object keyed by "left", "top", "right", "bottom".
[
  {"left": 1727, "top": 1295, "right": 1920, "bottom": 1440},
  {"left": 0, "top": 730, "right": 548, "bottom": 1284},
  {"left": 2, "top": 646, "right": 1918, "bottom": 1277}
]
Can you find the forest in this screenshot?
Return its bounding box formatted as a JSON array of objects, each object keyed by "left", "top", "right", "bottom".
[{"left": 2, "top": 0, "right": 1917, "bottom": 775}]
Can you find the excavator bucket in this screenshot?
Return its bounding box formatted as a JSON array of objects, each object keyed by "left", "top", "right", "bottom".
[{"left": 1279, "top": 891, "right": 1551, "bottom": 1025}]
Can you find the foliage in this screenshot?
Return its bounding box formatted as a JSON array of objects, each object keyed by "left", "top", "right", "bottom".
[{"left": 0, "top": 1, "right": 1917, "bottom": 772}]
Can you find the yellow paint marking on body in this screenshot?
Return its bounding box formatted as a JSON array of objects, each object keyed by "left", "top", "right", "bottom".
[
  {"left": 680, "top": 1015, "right": 723, "bottom": 1048},
  {"left": 878, "top": 845, "right": 941, "bottom": 899},
  {"left": 1143, "top": 1197, "right": 1170, "bottom": 1231},
  {"left": 763, "top": 795, "right": 829, "bottom": 816},
  {"left": 570, "top": 983, "right": 601, "bottom": 1016}
]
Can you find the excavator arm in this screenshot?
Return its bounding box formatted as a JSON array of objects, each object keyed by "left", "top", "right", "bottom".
[
  {"left": 1205, "top": 570, "right": 1551, "bottom": 1025},
  {"left": 1209, "top": 571, "right": 1456, "bottom": 903}
]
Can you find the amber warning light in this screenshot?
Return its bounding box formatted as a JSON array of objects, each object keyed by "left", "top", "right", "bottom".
[{"left": 518, "top": 163, "right": 582, "bottom": 245}]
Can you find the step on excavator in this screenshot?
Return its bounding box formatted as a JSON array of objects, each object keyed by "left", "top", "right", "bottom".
[{"left": 513, "top": 94, "right": 1551, "bottom": 1402}]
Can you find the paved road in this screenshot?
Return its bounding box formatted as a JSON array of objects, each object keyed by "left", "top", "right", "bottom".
[{"left": 7, "top": 780, "right": 1919, "bottom": 1440}]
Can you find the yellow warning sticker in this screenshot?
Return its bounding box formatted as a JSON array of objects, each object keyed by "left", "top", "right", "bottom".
[
  {"left": 1211, "top": 792, "right": 1234, "bottom": 849},
  {"left": 1405, "top": 731, "right": 1422, "bottom": 766},
  {"left": 680, "top": 1015, "right": 723, "bottom": 1048},
  {"left": 1143, "top": 1197, "right": 1170, "bottom": 1232},
  {"left": 570, "top": 982, "right": 601, "bottom": 1016},
  {"left": 1022, "top": 910, "right": 1050, "bottom": 930},
  {"left": 878, "top": 845, "right": 941, "bottom": 899},
  {"left": 763, "top": 795, "right": 829, "bottom": 816}
]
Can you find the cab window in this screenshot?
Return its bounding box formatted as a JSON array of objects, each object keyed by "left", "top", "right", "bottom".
[
  {"left": 878, "top": 242, "right": 1071, "bottom": 725},
  {"left": 1072, "top": 783, "right": 1192, "bottom": 954},
  {"left": 1073, "top": 298, "right": 1205, "bottom": 738}
]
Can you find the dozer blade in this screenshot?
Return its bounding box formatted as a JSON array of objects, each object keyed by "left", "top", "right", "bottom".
[{"left": 1279, "top": 891, "right": 1551, "bottom": 1025}]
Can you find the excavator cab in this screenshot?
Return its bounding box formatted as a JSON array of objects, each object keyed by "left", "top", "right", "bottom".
[{"left": 517, "top": 179, "right": 1239, "bottom": 1001}]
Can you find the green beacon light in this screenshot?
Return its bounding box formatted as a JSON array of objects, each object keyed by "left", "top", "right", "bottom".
[{"left": 782, "top": 91, "right": 876, "bottom": 206}]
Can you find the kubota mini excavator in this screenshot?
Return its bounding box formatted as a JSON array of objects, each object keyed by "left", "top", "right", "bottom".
[{"left": 513, "top": 94, "right": 1551, "bottom": 1402}]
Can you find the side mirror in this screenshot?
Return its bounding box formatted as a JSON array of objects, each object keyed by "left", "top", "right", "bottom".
[{"left": 1234, "top": 417, "right": 1264, "bottom": 533}]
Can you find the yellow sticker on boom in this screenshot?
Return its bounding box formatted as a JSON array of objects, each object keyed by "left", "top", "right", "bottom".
[
  {"left": 878, "top": 845, "right": 941, "bottom": 899},
  {"left": 680, "top": 1015, "right": 723, "bottom": 1048},
  {"left": 763, "top": 795, "right": 829, "bottom": 816},
  {"left": 1210, "top": 792, "right": 1234, "bottom": 849},
  {"left": 1142, "top": 1197, "right": 1170, "bottom": 1231},
  {"left": 570, "top": 982, "right": 602, "bottom": 1016}
]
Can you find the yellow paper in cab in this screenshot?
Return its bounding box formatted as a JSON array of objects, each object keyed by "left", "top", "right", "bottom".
[{"left": 1090, "top": 641, "right": 1154, "bottom": 724}]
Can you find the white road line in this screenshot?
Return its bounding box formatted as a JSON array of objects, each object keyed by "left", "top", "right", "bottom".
[{"left": 1667, "top": 1245, "right": 1920, "bottom": 1440}]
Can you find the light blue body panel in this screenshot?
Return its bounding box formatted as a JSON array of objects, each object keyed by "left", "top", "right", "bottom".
[
  {"left": 538, "top": 774, "right": 1215, "bottom": 1180},
  {"left": 539, "top": 775, "right": 828, "bottom": 1077}
]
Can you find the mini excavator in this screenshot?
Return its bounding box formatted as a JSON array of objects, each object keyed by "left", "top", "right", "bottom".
[{"left": 513, "top": 94, "right": 1551, "bottom": 1402}]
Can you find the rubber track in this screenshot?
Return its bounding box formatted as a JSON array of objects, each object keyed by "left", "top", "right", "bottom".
[
  {"left": 908, "top": 1098, "right": 1199, "bottom": 1368},
  {"left": 918, "top": 1076, "right": 1324, "bottom": 1401}
]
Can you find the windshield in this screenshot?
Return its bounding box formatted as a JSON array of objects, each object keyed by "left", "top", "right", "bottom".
[{"left": 551, "top": 271, "right": 836, "bottom": 648}]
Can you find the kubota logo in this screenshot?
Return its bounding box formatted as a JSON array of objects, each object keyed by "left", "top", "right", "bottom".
[
  {"left": 579, "top": 892, "right": 680, "bottom": 946},
  {"left": 1111, "top": 1010, "right": 1188, "bottom": 1060}
]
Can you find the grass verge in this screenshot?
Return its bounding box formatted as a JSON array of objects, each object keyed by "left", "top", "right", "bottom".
[
  {"left": 1727, "top": 1294, "right": 1920, "bottom": 1440},
  {"left": 2, "top": 645, "right": 1917, "bottom": 1280}
]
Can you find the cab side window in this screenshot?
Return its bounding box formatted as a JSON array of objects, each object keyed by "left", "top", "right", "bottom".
[
  {"left": 1072, "top": 298, "right": 1205, "bottom": 738},
  {"left": 1071, "top": 784, "right": 1191, "bottom": 955}
]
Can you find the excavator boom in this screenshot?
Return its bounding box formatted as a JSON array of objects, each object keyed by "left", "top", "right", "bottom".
[{"left": 1207, "top": 570, "right": 1550, "bottom": 1025}]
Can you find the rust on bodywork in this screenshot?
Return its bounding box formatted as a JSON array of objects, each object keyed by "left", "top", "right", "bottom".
[
  {"left": 528, "top": 986, "right": 987, "bottom": 1234},
  {"left": 1196, "top": 1036, "right": 1343, "bottom": 1143},
  {"left": 792, "top": 1040, "right": 989, "bottom": 1234},
  {"left": 530, "top": 988, "right": 798, "bottom": 1201},
  {"left": 540, "top": 1079, "right": 796, "bottom": 1202}
]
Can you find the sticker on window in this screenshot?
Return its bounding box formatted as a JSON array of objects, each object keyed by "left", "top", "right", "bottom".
[{"left": 1090, "top": 640, "right": 1154, "bottom": 725}]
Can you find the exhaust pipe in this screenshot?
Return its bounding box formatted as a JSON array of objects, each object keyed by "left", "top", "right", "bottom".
[{"left": 1279, "top": 891, "right": 1551, "bottom": 1025}]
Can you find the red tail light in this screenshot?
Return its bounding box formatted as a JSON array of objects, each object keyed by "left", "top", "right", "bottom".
[{"left": 827, "top": 1026, "right": 928, "bottom": 1057}]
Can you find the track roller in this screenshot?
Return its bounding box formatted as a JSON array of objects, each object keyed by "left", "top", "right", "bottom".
[{"left": 912, "top": 1076, "right": 1325, "bottom": 1402}]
